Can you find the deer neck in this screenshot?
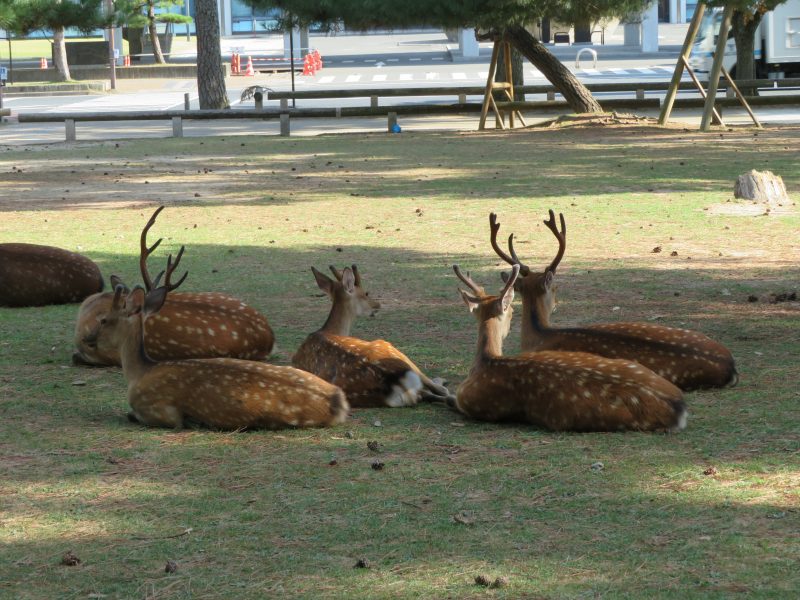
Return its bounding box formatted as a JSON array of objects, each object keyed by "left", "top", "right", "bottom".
[
  {"left": 520, "top": 293, "right": 550, "bottom": 349},
  {"left": 319, "top": 298, "right": 357, "bottom": 336},
  {"left": 475, "top": 316, "right": 506, "bottom": 366},
  {"left": 118, "top": 316, "right": 156, "bottom": 382}
]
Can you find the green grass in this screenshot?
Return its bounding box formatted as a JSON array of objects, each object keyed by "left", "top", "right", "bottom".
[
  {"left": 0, "top": 124, "right": 798, "bottom": 598},
  {"left": 0, "top": 37, "right": 130, "bottom": 61}
]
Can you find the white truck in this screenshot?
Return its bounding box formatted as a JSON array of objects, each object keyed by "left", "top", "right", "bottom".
[{"left": 689, "top": 1, "right": 800, "bottom": 79}]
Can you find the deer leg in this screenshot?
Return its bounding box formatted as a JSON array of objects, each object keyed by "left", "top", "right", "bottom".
[{"left": 128, "top": 400, "right": 184, "bottom": 429}]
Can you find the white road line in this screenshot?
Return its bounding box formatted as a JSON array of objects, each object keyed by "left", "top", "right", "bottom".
[
  {"left": 580, "top": 68, "right": 602, "bottom": 76},
  {"left": 399, "top": 73, "right": 413, "bottom": 81},
  {"left": 317, "top": 75, "right": 335, "bottom": 84},
  {"left": 387, "top": 58, "right": 399, "bottom": 62},
  {"left": 372, "top": 74, "right": 387, "bottom": 82},
  {"left": 364, "top": 59, "right": 376, "bottom": 63},
  {"left": 345, "top": 74, "right": 362, "bottom": 83},
  {"left": 635, "top": 68, "right": 657, "bottom": 74},
  {"left": 451, "top": 72, "right": 467, "bottom": 80},
  {"left": 342, "top": 60, "right": 354, "bottom": 64},
  {"left": 609, "top": 68, "right": 630, "bottom": 75},
  {"left": 425, "top": 72, "right": 439, "bottom": 80},
  {"left": 656, "top": 66, "right": 675, "bottom": 72},
  {"left": 410, "top": 58, "right": 422, "bottom": 61},
  {"left": 432, "top": 57, "right": 444, "bottom": 61}
]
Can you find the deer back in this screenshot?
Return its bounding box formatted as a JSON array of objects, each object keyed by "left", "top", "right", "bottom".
[
  {"left": 74, "top": 289, "right": 274, "bottom": 366},
  {"left": 528, "top": 321, "right": 738, "bottom": 391},
  {"left": 293, "top": 332, "right": 423, "bottom": 408},
  {"left": 129, "top": 358, "right": 349, "bottom": 430},
  {"left": 0, "top": 243, "right": 103, "bottom": 308}
]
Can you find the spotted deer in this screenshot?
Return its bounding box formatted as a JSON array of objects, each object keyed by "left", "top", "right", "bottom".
[
  {"left": 98, "top": 250, "right": 348, "bottom": 430},
  {"left": 0, "top": 243, "right": 103, "bottom": 308},
  {"left": 489, "top": 210, "right": 738, "bottom": 391},
  {"left": 292, "top": 265, "right": 454, "bottom": 408},
  {"left": 73, "top": 206, "right": 274, "bottom": 366},
  {"left": 454, "top": 264, "right": 687, "bottom": 432}
]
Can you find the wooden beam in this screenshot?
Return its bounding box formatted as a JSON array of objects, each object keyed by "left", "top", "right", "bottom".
[
  {"left": 681, "top": 56, "right": 725, "bottom": 126},
  {"left": 721, "top": 65, "right": 762, "bottom": 128},
  {"left": 660, "top": 2, "right": 706, "bottom": 125},
  {"left": 479, "top": 41, "right": 502, "bottom": 130},
  {"left": 700, "top": 4, "right": 734, "bottom": 131}
]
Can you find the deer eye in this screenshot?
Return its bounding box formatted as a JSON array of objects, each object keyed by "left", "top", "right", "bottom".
[
  {"left": 365, "top": 292, "right": 370, "bottom": 297},
  {"left": 99, "top": 318, "right": 108, "bottom": 325}
]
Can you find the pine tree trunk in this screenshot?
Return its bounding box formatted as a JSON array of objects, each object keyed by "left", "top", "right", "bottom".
[
  {"left": 195, "top": 0, "right": 229, "bottom": 109},
  {"left": 495, "top": 46, "right": 525, "bottom": 101},
  {"left": 505, "top": 24, "right": 602, "bottom": 114},
  {"left": 148, "top": 4, "right": 166, "bottom": 64},
  {"left": 52, "top": 27, "right": 71, "bottom": 81},
  {"left": 731, "top": 10, "right": 761, "bottom": 96}
]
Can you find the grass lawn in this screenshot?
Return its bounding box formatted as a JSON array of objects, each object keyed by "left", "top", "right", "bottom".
[
  {"left": 0, "top": 37, "right": 130, "bottom": 61},
  {"left": 0, "top": 124, "right": 798, "bottom": 598}
]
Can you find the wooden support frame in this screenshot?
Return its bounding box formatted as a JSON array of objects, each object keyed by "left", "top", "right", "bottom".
[
  {"left": 479, "top": 40, "right": 526, "bottom": 131},
  {"left": 661, "top": 2, "right": 761, "bottom": 131}
]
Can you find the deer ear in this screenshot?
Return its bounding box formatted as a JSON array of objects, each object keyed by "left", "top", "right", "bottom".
[
  {"left": 125, "top": 287, "right": 146, "bottom": 316},
  {"left": 143, "top": 287, "right": 168, "bottom": 316},
  {"left": 459, "top": 289, "right": 481, "bottom": 313},
  {"left": 110, "top": 275, "right": 130, "bottom": 293},
  {"left": 312, "top": 267, "right": 334, "bottom": 295},
  {"left": 341, "top": 268, "right": 356, "bottom": 294},
  {"left": 500, "top": 286, "right": 515, "bottom": 312},
  {"left": 112, "top": 284, "right": 126, "bottom": 310}
]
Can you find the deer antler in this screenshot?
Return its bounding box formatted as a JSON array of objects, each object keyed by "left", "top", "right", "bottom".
[
  {"left": 452, "top": 265, "right": 485, "bottom": 296},
  {"left": 490, "top": 213, "right": 530, "bottom": 275},
  {"left": 499, "top": 264, "right": 521, "bottom": 301},
  {"left": 328, "top": 265, "right": 343, "bottom": 281},
  {"left": 151, "top": 246, "right": 187, "bottom": 292},
  {"left": 140, "top": 206, "right": 166, "bottom": 292},
  {"left": 543, "top": 209, "right": 566, "bottom": 273}
]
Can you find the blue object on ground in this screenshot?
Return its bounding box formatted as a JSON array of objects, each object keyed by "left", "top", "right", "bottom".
[{"left": 391, "top": 124, "right": 401, "bottom": 133}]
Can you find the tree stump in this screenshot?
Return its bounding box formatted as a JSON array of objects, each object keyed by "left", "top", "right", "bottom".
[{"left": 734, "top": 170, "right": 789, "bottom": 204}]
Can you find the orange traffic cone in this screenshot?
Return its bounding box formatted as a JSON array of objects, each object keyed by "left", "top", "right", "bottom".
[
  {"left": 244, "top": 55, "right": 255, "bottom": 77},
  {"left": 123, "top": 55, "right": 131, "bottom": 67},
  {"left": 302, "top": 54, "right": 315, "bottom": 76},
  {"left": 231, "top": 52, "right": 240, "bottom": 75},
  {"left": 313, "top": 49, "right": 322, "bottom": 70},
  {"left": 40, "top": 57, "right": 48, "bottom": 69}
]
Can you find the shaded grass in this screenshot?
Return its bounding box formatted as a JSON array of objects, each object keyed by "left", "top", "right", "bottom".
[{"left": 0, "top": 125, "right": 799, "bottom": 599}]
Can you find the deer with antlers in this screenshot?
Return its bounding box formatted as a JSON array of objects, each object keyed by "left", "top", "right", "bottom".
[
  {"left": 489, "top": 210, "right": 737, "bottom": 391},
  {"left": 98, "top": 249, "right": 348, "bottom": 430},
  {"left": 1, "top": 243, "right": 103, "bottom": 308},
  {"left": 454, "top": 264, "right": 687, "bottom": 432},
  {"left": 292, "top": 265, "right": 454, "bottom": 408},
  {"left": 73, "top": 207, "right": 274, "bottom": 367}
]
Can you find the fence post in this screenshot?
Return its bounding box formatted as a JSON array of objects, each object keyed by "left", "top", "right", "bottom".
[
  {"left": 636, "top": 88, "right": 644, "bottom": 100},
  {"left": 65, "top": 119, "right": 76, "bottom": 142},
  {"left": 280, "top": 113, "right": 290, "bottom": 136},
  {"left": 254, "top": 91, "right": 263, "bottom": 110},
  {"left": 172, "top": 116, "right": 183, "bottom": 138},
  {"left": 370, "top": 95, "right": 379, "bottom": 108},
  {"left": 280, "top": 98, "right": 288, "bottom": 110},
  {"left": 387, "top": 112, "right": 397, "bottom": 132},
  {"left": 184, "top": 93, "right": 190, "bottom": 110},
  {"left": 546, "top": 90, "right": 555, "bottom": 101},
  {"left": 458, "top": 93, "right": 467, "bottom": 104},
  {"left": 335, "top": 107, "right": 342, "bottom": 118}
]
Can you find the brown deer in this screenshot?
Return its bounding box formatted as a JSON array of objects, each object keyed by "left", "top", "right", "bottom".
[
  {"left": 99, "top": 250, "right": 348, "bottom": 430},
  {"left": 489, "top": 211, "right": 738, "bottom": 391},
  {"left": 0, "top": 243, "right": 103, "bottom": 307},
  {"left": 292, "top": 265, "right": 454, "bottom": 408},
  {"left": 73, "top": 206, "right": 274, "bottom": 367},
  {"left": 454, "top": 264, "right": 687, "bottom": 432}
]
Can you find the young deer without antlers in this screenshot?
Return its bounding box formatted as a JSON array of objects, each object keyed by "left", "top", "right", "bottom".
[
  {"left": 99, "top": 251, "right": 348, "bottom": 430},
  {"left": 292, "top": 265, "right": 453, "bottom": 408},
  {"left": 1, "top": 243, "right": 103, "bottom": 308},
  {"left": 489, "top": 211, "right": 738, "bottom": 391},
  {"left": 74, "top": 206, "right": 274, "bottom": 367},
  {"left": 454, "top": 264, "right": 687, "bottom": 432}
]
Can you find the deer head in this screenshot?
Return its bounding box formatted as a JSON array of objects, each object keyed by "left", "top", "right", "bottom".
[
  {"left": 312, "top": 264, "right": 381, "bottom": 336},
  {"left": 455, "top": 263, "right": 520, "bottom": 353},
  {"left": 490, "top": 210, "right": 565, "bottom": 322}
]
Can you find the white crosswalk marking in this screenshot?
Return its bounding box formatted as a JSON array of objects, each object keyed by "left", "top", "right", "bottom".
[
  {"left": 345, "top": 74, "right": 362, "bottom": 83},
  {"left": 425, "top": 72, "right": 439, "bottom": 80},
  {"left": 452, "top": 72, "right": 467, "bottom": 80},
  {"left": 609, "top": 68, "right": 630, "bottom": 75},
  {"left": 635, "top": 68, "right": 657, "bottom": 74},
  {"left": 399, "top": 74, "right": 413, "bottom": 81},
  {"left": 580, "top": 68, "right": 602, "bottom": 76},
  {"left": 372, "top": 74, "right": 387, "bottom": 82},
  {"left": 318, "top": 75, "right": 335, "bottom": 84},
  {"left": 47, "top": 92, "right": 189, "bottom": 112},
  {"left": 528, "top": 70, "right": 544, "bottom": 78},
  {"left": 479, "top": 71, "right": 488, "bottom": 79}
]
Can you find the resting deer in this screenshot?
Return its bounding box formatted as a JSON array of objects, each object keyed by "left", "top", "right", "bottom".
[
  {"left": 489, "top": 211, "right": 738, "bottom": 391},
  {"left": 73, "top": 206, "right": 274, "bottom": 367},
  {"left": 1, "top": 243, "right": 103, "bottom": 307},
  {"left": 292, "top": 265, "right": 454, "bottom": 408},
  {"left": 99, "top": 250, "right": 348, "bottom": 430},
  {"left": 454, "top": 264, "right": 687, "bottom": 432}
]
